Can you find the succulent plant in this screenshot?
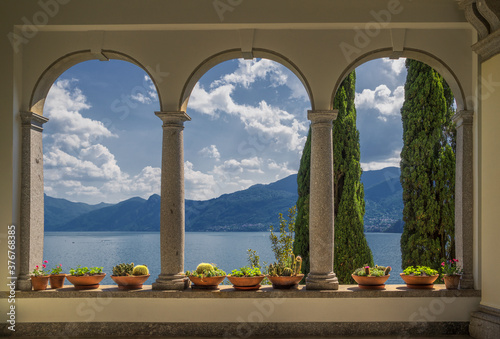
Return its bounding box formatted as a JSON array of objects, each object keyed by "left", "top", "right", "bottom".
[
  {"left": 353, "top": 265, "right": 391, "bottom": 277},
  {"left": 196, "top": 263, "right": 214, "bottom": 274},
  {"left": 132, "top": 265, "right": 149, "bottom": 276},
  {"left": 112, "top": 263, "right": 134, "bottom": 276},
  {"left": 267, "top": 251, "right": 303, "bottom": 277},
  {"left": 384, "top": 266, "right": 392, "bottom": 275}
]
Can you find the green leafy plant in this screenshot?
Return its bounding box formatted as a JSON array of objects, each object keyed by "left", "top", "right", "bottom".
[
  {"left": 31, "top": 260, "right": 49, "bottom": 276},
  {"left": 69, "top": 265, "right": 104, "bottom": 276},
  {"left": 403, "top": 265, "right": 438, "bottom": 276},
  {"left": 112, "top": 263, "right": 134, "bottom": 276},
  {"left": 269, "top": 206, "right": 296, "bottom": 267},
  {"left": 50, "top": 264, "right": 63, "bottom": 275},
  {"left": 441, "top": 259, "right": 463, "bottom": 276},
  {"left": 230, "top": 266, "right": 262, "bottom": 277},
  {"left": 353, "top": 265, "right": 391, "bottom": 277},
  {"left": 186, "top": 263, "right": 226, "bottom": 278}
]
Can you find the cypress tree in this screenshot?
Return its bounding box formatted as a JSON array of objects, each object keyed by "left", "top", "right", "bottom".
[
  {"left": 294, "top": 71, "right": 373, "bottom": 283},
  {"left": 400, "top": 59, "right": 456, "bottom": 271}
]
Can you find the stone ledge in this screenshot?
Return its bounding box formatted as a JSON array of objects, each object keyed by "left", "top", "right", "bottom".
[
  {"left": 1, "top": 321, "right": 470, "bottom": 337},
  {"left": 5, "top": 284, "right": 481, "bottom": 298}
]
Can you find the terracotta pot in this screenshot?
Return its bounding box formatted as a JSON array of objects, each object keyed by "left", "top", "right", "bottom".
[
  {"left": 111, "top": 275, "right": 150, "bottom": 290},
  {"left": 188, "top": 275, "right": 226, "bottom": 290},
  {"left": 227, "top": 275, "right": 265, "bottom": 290},
  {"left": 31, "top": 275, "right": 50, "bottom": 291},
  {"left": 351, "top": 274, "right": 390, "bottom": 290},
  {"left": 400, "top": 273, "right": 438, "bottom": 289},
  {"left": 49, "top": 274, "right": 67, "bottom": 289},
  {"left": 267, "top": 274, "right": 304, "bottom": 289},
  {"left": 443, "top": 274, "right": 461, "bottom": 289},
  {"left": 66, "top": 274, "right": 106, "bottom": 290}
]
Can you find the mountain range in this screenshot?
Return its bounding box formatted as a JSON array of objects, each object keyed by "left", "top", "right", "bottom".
[{"left": 45, "top": 167, "right": 403, "bottom": 233}]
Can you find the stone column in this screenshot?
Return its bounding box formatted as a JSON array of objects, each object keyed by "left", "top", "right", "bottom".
[
  {"left": 453, "top": 110, "right": 474, "bottom": 289},
  {"left": 306, "top": 110, "right": 339, "bottom": 290},
  {"left": 17, "top": 112, "right": 49, "bottom": 290},
  {"left": 152, "top": 111, "right": 190, "bottom": 290}
]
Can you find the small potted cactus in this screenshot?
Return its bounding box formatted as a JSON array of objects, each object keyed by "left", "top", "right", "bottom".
[
  {"left": 352, "top": 265, "right": 391, "bottom": 290},
  {"left": 267, "top": 251, "right": 304, "bottom": 289},
  {"left": 111, "top": 263, "right": 150, "bottom": 290},
  {"left": 227, "top": 266, "right": 265, "bottom": 290},
  {"left": 400, "top": 266, "right": 439, "bottom": 289},
  {"left": 185, "top": 263, "right": 226, "bottom": 290}
]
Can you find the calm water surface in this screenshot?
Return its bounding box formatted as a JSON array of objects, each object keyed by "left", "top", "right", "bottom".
[{"left": 43, "top": 232, "right": 403, "bottom": 285}]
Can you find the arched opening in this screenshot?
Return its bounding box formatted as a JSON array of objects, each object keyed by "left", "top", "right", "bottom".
[
  {"left": 39, "top": 59, "right": 162, "bottom": 286},
  {"left": 182, "top": 57, "right": 312, "bottom": 274}
]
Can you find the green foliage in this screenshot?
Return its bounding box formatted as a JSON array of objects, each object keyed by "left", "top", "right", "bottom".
[
  {"left": 112, "top": 263, "right": 134, "bottom": 276},
  {"left": 400, "top": 59, "right": 456, "bottom": 273},
  {"left": 294, "top": 71, "right": 373, "bottom": 283},
  {"left": 269, "top": 206, "right": 296, "bottom": 266},
  {"left": 402, "top": 265, "right": 438, "bottom": 276},
  {"left": 352, "top": 265, "right": 390, "bottom": 277},
  {"left": 132, "top": 265, "right": 149, "bottom": 276},
  {"left": 50, "top": 264, "right": 63, "bottom": 275},
  {"left": 31, "top": 260, "right": 49, "bottom": 276},
  {"left": 230, "top": 266, "right": 262, "bottom": 277},
  {"left": 440, "top": 259, "right": 463, "bottom": 276},
  {"left": 247, "top": 249, "right": 262, "bottom": 269},
  {"left": 186, "top": 263, "right": 226, "bottom": 278},
  {"left": 69, "top": 265, "right": 103, "bottom": 276}
]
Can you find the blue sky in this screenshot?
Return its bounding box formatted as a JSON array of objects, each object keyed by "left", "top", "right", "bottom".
[{"left": 43, "top": 58, "right": 406, "bottom": 204}]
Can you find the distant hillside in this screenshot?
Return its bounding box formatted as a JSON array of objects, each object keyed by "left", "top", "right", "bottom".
[{"left": 45, "top": 167, "right": 403, "bottom": 232}]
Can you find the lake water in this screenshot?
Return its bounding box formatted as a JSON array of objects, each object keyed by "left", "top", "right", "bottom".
[{"left": 43, "top": 232, "right": 403, "bottom": 285}]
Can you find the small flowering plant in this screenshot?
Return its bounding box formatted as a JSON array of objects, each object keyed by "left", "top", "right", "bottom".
[
  {"left": 50, "top": 264, "right": 63, "bottom": 275},
  {"left": 31, "top": 260, "right": 49, "bottom": 276},
  {"left": 441, "top": 259, "right": 463, "bottom": 276}
]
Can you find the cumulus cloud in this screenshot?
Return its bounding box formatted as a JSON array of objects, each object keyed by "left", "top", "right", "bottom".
[
  {"left": 355, "top": 85, "right": 404, "bottom": 121},
  {"left": 199, "top": 145, "right": 221, "bottom": 161},
  {"left": 383, "top": 58, "right": 406, "bottom": 76},
  {"left": 130, "top": 75, "right": 158, "bottom": 104},
  {"left": 361, "top": 150, "right": 401, "bottom": 171}
]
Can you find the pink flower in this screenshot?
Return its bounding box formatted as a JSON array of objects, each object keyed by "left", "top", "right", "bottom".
[
  {"left": 43, "top": 260, "right": 48, "bottom": 264},
  {"left": 453, "top": 259, "right": 459, "bottom": 262},
  {"left": 441, "top": 262, "right": 445, "bottom": 266},
  {"left": 42, "top": 264, "right": 46, "bottom": 268},
  {"left": 35, "top": 265, "right": 39, "bottom": 269},
  {"left": 364, "top": 266, "right": 370, "bottom": 269}
]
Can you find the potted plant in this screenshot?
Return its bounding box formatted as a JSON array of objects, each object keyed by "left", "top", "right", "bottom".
[
  {"left": 441, "top": 259, "right": 463, "bottom": 289},
  {"left": 31, "top": 260, "right": 50, "bottom": 291},
  {"left": 267, "top": 251, "right": 304, "bottom": 289},
  {"left": 185, "top": 263, "right": 226, "bottom": 290},
  {"left": 66, "top": 266, "right": 106, "bottom": 290},
  {"left": 400, "top": 266, "right": 439, "bottom": 289},
  {"left": 352, "top": 265, "right": 391, "bottom": 290},
  {"left": 111, "top": 263, "right": 150, "bottom": 290},
  {"left": 49, "top": 264, "right": 66, "bottom": 289},
  {"left": 227, "top": 266, "right": 265, "bottom": 290}
]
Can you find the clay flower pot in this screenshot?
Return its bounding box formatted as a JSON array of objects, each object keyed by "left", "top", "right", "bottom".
[
  {"left": 188, "top": 275, "right": 226, "bottom": 290},
  {"left": 443, "top": 274, "right": 461, "bottom": 289},
  {"left": 267, "top": 274, "right": 304, "bottom": 289},
  {"left": 67, "top": 274, "right": 106, "bottom": 290},
  {"left": 352, "top": 274, "right": 390, "bottom": 290},
  {"left": 111, "top": 275, "right": 150, "bottom": 290},
  {"left": 400, "top": 273, "right": 438, "bottom": 289},
  {"left": 31, "top": 275, "right": 50, "bottom": 291},
  {"left": 227, "top": 275, "right": 265, "bottom": 290},
  {"left": 49, "top": 274, "right": 67, "bottom": 289}
]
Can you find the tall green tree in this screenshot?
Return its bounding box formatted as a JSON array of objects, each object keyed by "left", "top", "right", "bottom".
[
  {"left": 400, "top": 59, "right": 456, "bottom": 271},
  {"left": 294, "top": 71, "right": 373, "bottom": 283}
]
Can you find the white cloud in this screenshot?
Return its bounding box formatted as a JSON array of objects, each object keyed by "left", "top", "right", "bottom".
[
  {"left": 199, "top": 145, "right": 221, "bottom": 161},
  {"left": 361, "top": 150, "right": 401, "bottom": 171},
  {"left": 130, "top": 75, "right": 158, "bottom": 104},
  {"left": 383, "top": 58, "right": 406, "bottom": 76},
  {"left": 355, "top": 85, "right": 404, "bottom": 119},
  {"left": 184, "top": 161, "right": 217, "bottom": 200}
]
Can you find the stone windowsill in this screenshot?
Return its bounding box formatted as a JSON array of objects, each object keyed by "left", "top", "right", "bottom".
[{"left": 6, "top": 284, "right": 481, "bottom": 298}]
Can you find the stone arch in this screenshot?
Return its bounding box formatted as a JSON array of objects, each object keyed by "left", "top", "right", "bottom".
[
  {"left": 331, "top": 48, "right": 467, "bottom": 111},
  {"left": 29, "top": 50, "right": 162, "bottom": 115},
  {"left": 179, "top": 48, "right": 314, "bottom": 111}
]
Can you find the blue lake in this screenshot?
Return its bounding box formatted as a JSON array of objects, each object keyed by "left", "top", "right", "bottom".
[{"left": 43, "top": 232, "right": 403, "bottom": 285}]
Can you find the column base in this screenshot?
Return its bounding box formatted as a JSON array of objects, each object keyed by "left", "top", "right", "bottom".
[
  {"left": 460, "top": 274, "right": 475, "bottom": 289},
  {"left": 470, "top": 304, "right": 500, "bottom": 338},
  {"left": 306, "top": 272, "right": 339, "bottom": 290},
  {"left": 152, "top": 274, "right": 189, "bottom": 290},
  {"left": 16, "top": 275, "right": 32, "bottom": 291}
]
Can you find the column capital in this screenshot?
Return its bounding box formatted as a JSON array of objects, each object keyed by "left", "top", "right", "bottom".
[
  {"left": 155, "top": 111, "right": 191, "bottom": 127},
  {"left": 307, "top": 110, "right": 338, "bottom": 125},
  {"left": 20, "top": 111, "right": 49, "bottom": 132},
  {"left": 452, "top": 110, "right": 474, "bottom": 127}
]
